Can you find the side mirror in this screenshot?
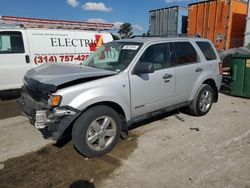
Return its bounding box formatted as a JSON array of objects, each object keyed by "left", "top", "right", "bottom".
[{"left": 134, "top": 62, "right": 154, "bottom": 75}]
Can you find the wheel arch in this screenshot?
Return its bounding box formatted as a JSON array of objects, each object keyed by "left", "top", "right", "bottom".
[
  {"left": 87, "top": 101, "right": 127, "bottom": 121},
  {"left": 190, "top": 77, "right": 219, "bottom": 103},
  {"left": 58, "top": 101, "right": 129, "bottom": 141},
  {"left": 86, "top": 101, "right": 128, "bottom": 138},
  {"left": 202, "top": 79, "right": 218, "bottom": 102},
  {"left": 72, "top": 104, "right": 123, "bottom": 157}
]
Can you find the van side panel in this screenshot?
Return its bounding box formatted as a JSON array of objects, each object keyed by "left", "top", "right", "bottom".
[
  {"left": 74, "top": 31, "right": 113, "bottom": 61},
  {"left": 27, "top": 29, "right": 72, "bottom": 67},
  {"left": 26, "top": 29, "right": 114, "bottom": 67}
]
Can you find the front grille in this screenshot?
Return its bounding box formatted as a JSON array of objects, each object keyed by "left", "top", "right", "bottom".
[
  {"left": 18, "top": 86, "right": 49, "bottom": 118},
  {"left": 25, "top": 85, "right": 48, "bottom": 103}
]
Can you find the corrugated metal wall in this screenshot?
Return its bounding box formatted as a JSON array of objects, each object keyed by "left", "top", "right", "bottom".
[
  {"left": 188, "top": 0, "right": 247, "bottom": 50},
  {"left": 149, "top": 6, "right": 188, "bottom": 37}
]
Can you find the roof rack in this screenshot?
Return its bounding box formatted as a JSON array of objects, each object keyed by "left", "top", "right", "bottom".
[
  {"left": 131, "top": 34, "right": 189, "bottom": 38},
  {"left": 0, "top": 16, "right": 114, "bottom": 31}
]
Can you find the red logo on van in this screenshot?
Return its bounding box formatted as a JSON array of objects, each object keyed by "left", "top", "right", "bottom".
[{"left": 89, "top": 34, "right": 104, "bottom": 51}]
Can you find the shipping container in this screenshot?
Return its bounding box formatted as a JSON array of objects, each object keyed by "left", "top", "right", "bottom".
[
  {"left": 188, "top": 0, "right": 247, "bottom": 51},
  {"left": 244, "top": 0, "right": 250, "bottom": 46},
  {"left": 149, "top": 6, "right": 188, "bottom": 37}
]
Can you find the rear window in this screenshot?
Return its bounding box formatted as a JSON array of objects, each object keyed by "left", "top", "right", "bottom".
[
  {"left": 173, "top": 42, "right": 197, "bottom": 65},
  {"left": 196, "top": 41, "right": 217, "bottom": 61}
]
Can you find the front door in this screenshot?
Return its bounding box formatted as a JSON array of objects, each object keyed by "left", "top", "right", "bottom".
[
  {"left": 0, "top": 30, "right": 31, "bottom": 90},
  {"left": 129, "top": 43, "right": 175, "bottom": 117}
]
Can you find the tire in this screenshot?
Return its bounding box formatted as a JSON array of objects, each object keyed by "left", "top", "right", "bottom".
[
  {"left": 72, "top": 105, "right": 122, "bottom": 158},
  {"left": 189, "top": 84, "right": 214, "bottom": 116}
]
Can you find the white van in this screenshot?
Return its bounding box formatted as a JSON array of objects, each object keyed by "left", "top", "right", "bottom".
[{"left": 0, "top": 27, "right": 113, "bottom": 91}]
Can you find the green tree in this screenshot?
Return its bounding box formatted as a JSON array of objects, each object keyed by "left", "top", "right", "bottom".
[
  {"left": 118, "top": 23, "right": 133, "bottom": 39},
  {"left": 142, "top": 30, "right": 150, "bottom": 37}
]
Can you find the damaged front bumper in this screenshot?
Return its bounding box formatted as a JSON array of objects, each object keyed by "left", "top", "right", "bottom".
[
  {"left": 35, "top": 107, "right": 81, "bottom": 140},
  {"left": 34, "top": 108, "right": 78, "bottom": 129},
  {"left": 17, "top": 88, "right": 81, "bottom": 141}
]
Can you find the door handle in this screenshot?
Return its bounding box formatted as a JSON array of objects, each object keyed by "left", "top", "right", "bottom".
[
  {"left": 25, "top": 55, "right": 30, "bottom": 64},
  {"left": 162, "top": 74, "right": 173, "bottom": 79},
  {"left": 195, "top": 67, "right": 203, "bottom": 72}
]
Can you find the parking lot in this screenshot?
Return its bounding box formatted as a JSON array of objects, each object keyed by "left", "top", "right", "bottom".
[{"left": 0, "top": 93, "right": 250, "bottom": 188}]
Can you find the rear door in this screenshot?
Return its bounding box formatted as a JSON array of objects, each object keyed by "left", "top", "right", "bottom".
[
  {"left": 129, "top": 42, "right": 176, "bottom": 117},
  {"left": 0, "top": 30, "right": 31, "bottom": 90},
  {"left": 173, "top": 41, "right": 203, "bottom": 103}
]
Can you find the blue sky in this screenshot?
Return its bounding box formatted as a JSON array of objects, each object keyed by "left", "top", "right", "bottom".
[{"left": 0, "top": 0, "right": 201, "bottom": 34}]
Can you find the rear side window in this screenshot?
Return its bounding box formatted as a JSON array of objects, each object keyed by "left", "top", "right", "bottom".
[
  {"left": 0, "top": 32, "right": 24, "bottom": 54},
  {"left": 173, "top": 42, "right": 197, "bottom": 65},
  {"left": 196, "top": 41, "right": 217, "bottom": 61}
]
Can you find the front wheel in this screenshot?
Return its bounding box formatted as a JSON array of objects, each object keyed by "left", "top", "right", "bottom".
[
  {"left": 189, "top": 84, "right": 214, "bottom": 116},
  {"left": 72, "top": 105, "right": 122, "bottom": 158}
]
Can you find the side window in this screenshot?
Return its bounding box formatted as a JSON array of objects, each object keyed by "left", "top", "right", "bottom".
[
  {"left": 0, "top": 32, "right": 24, "bottom": 54},
  {"left": 196, "top": 41, "right": 217, "bottom": 61},
  {"left": 173, "top": 42, "right": 197, "bottom": 65},
  {"left": 139, "top": 43, "right": 172, "bottom": 70}
]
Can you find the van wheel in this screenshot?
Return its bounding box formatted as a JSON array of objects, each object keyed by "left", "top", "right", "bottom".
[
  {"left": 189, "top": 84, "right": 214, "bottom": 116},
  {"left": 72, "top": 105, "right": 121, "bottom": 158}
]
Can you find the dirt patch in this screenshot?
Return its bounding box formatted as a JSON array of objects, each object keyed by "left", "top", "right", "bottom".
[
  {"left": 0, "top": 100, "right": 21, "bottom": 119},
  {"left": 0, "top": 133, "right": 139, "bottom": 188}
]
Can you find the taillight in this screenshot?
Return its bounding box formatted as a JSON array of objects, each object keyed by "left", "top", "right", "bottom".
[{"left": 219, "top": 62, "right": 223, "bottom": 75}]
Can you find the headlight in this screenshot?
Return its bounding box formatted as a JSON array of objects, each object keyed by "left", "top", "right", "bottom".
[{"left": 49, "top": 95, "right": 62, "bottom": 107}]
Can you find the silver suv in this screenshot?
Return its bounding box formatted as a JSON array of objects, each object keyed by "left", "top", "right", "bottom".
[{"left": 18, "top": 37, "right": 222, "bottom": 157}]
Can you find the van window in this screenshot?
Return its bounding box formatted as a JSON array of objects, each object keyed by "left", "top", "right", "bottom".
[
  {"left": 173, "top": 42, "right": 197, "bottom": 65},
  {"left": 139, "top": 43, "right": 172, "bottom": 70},
  {"left": 0, "top": 32, "right": 24, "bottom": 54},
  {"left": 196, "top": 41, "right": 217, "bottom": 60}
]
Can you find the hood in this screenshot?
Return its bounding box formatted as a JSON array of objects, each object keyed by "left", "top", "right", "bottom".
[{"left": 24, "top": 63, "right": 116, "bottom": 93}]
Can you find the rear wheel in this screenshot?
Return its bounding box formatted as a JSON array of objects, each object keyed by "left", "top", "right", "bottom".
[
  {"left": 189, "top": 84, "right": 214, "bottom": 116},
  {"left": 72, "top": 105, "right": 122, "bottom": 158}
]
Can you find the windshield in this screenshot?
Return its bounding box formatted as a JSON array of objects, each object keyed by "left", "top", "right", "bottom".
[{"left": 84, "top": 42, "right": 142, "bottom": 72}]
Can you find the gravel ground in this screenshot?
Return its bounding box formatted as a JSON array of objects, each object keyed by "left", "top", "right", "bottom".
[{"left": 0, "top": 93, "right": 250, "bottom": 188}]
